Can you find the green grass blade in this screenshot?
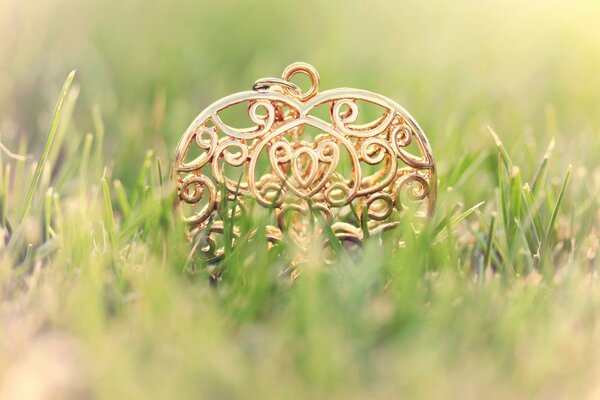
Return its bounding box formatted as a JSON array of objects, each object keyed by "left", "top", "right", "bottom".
[
  {"left": 447, "top": 201, "right": 485, "bottom": 229},
  {"left": 44, "top": 187, "right": 54, "bottom": 241},
  {"left": 226, "top": 173, "right": 244, "bottom": 254},
  {"left": 508, "top": 166, "right": 523, "bottom": 250},
  {"left": 156, "top": 156, "right": 164, "bottom": 189},
  {"left": 497, "top": 154, "right": 509, "bottom": 238},
  {"left": 522, "top": 183, "right": 543, "bottom": 243},
  {"left": 465, "top": 223, "right": 503, "bottom": 276},
  {"left": 113, "top": 179, "right": 132, "bottom": 219},
  {"left": 447, "top": 150, "right": 489, "bottom": 190},
  {"left": 219, "top": 179, "right": 231, "bottom": 255},
  {"left": 79, "top": 133, "right": 94, "bottom": 195},
  {"left": 544, "top": 164, "right": 572, "bottom": 245},
  {"left": 19, "top": 70, "right": 76, "bottom": 223},
  {"left": 92, "top": 104, "right": 105, "bottom": 167},
  {"left": 433, "top": 201, "right": 485, "bottom": 243},
  {"left": 483, "top": 214, "right": 496, "bottom": 275},
  {"left": 313, "top": 203, "right": 345, "bottom": 257},
  {"left": 432, "top": 203, "right": 462, "bottom": 238},
  {"left": 47, "top": 83, "right": 79, "bottom": 169},
  {"left": 1, "top": 163, "right": 10, "bottom": 226},
  {"left": 133, "top": 150, "right": 154, "bottom": 203},
  {"left": 532, "top": 138, "right": 555, "bottom": 194},
  {"left": 0, "top": 141, "right": 29, "bottom": 161},
  {"left": 474, "top": 209, "right": 510, "bottom": 272},
  {"left": 488, "top": 126, "right": 514, "bottom": 170},
  {"left": 102, "top": 174, "right": 117, "bottom": 246}
]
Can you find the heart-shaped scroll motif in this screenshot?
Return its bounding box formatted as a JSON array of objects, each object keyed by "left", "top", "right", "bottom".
[
  {"left": 291, "top": 148, "right": 318, "bottom": 189},
  {"left": 269, "top": 137, "right": 340, "bottom": 200}
]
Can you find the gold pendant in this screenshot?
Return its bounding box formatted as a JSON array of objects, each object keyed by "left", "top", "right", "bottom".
[{"left": 172, "top": 62, "right": 436, "bottom": 262}]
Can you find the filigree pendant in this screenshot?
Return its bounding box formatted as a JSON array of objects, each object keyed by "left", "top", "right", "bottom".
[{"left": 173, "top": 62, "right": 436, "bottom": 262}]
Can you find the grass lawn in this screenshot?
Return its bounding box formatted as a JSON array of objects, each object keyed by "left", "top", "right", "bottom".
[{"left": 0, "top": 0, "right": 599, "bottom": 399}]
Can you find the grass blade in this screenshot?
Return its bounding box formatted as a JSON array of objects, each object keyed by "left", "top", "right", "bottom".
[
  {"left": 497, "top": 154, "right": 509, "bottom": 237},
  {"left": 156, "top": 156, "right": 164, "bottom": 189},
  {"left": 19, "top": 70, "right": 76, "bottom": 222},
  {"left": 0, "top": 142, "right": 29, "bottom": 161},
  {"left": 44, "top": 187, "right": 54, "bottom": 241},
  {"left": 226, "top": 173, "right": 244, "bottom": 255},
  {"left": 433, "top": 201, "right": 485, "bottom": 243},
  {"left": 113, "top": 179, "right": 132, "bottom": 219},
  {"left": 483, "top": 214, "right": 496, "bottom": 275},
  {"left": 102, "top": 174, "right": 117, "bottom": 246},
  {"left": 544, "top": 164, "right": 572, "bottom": 245},
  {"left": 522, "top": 183, "right": 543, "bottom": 243},
  {"left": 532, "top": 138, "right": 555, "bottom": 194},
  {"left": 1, "top": 163, "right": 10, "bottom": 226},
  {"left": 474, "top": 209, "right": 510, "bottom": 272},
  {"left": 488, "top": 126, "right": 514, "bottom": 170},
  {"left": 447, "top": 150, "right": 489, "bottom": 190},
  {"left": 92, "top": 104, "right": 105, "bottom": 167},
  {"left": 432, "top": 203, "right": 462, "bottom": 237},
  {"left": 133, "top": 150, "right": 154, "bottom": 203},
  {"left": 508, "top": 166, "right": 523, "bottom": 250}
]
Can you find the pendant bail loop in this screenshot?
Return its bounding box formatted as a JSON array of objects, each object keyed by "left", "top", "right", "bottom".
[
  {"left": 252, "top": 62, "right": 320, "bottom": 102},
  {"left": 281, "top": 62, "right": 320, "bottom": 102},
  {"left": 252, "top": 77, "right": 302, "bottom": 96}
]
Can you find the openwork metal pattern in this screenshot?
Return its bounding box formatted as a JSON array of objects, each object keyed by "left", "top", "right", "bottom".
[{"left": 173, "top": 62, "right": 436, "bottom": 261}]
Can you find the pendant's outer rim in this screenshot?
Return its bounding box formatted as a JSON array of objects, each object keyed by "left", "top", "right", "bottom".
[{"left": 172, "top": 87, "right": 437, "bottom": 217}]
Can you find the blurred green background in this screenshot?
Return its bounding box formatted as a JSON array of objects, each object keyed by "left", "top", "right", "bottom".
[
  {"left": 2, "top": 0, "right": 599, "bottom": 190},
  {"left": 1, "top": 1, "right": 600, "bottom": 399}
]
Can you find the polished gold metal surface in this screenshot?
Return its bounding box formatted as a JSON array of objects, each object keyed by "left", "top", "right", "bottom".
[{"left": 173, "top": 62, "right": 436, "bottom": 261}]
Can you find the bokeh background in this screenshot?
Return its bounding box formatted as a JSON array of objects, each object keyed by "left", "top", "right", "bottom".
[
  {"left": 2, "top": 0, "right": 599, "bottom": 194},
  {"left": 1, "top": 1, "right": 600, "bottom": 399}
]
